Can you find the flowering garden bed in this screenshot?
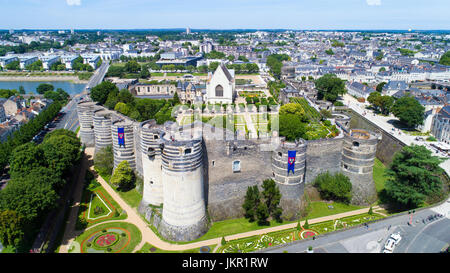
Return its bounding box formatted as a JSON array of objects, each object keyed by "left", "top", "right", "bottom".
[
  {"left": 70, "top": 222, "right": 142, "bottom": 253},
  {"left": 218, "top": 212, "right": 384, "bottom": 253}
]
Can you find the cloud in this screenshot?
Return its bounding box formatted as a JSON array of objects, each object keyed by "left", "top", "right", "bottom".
[
  {"left": 66, "top": 0, "right": 81, "bottom": 6},
  {"left": 366, "top": 0, "right": 381, "bottom": 6}
]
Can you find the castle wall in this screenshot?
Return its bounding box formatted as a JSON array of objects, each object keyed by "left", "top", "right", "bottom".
[
  {"left": 304, "top": 137, "right": 344, "bottom": 183},
  {"left": 204, "top": 139, "right": 273, "bottom": 221}
]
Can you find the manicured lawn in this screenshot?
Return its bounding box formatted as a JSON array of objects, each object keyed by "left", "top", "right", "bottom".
[
  {"left": 70, "top": 222, "right": 142, "bottom": 253},
  {"left": 302, "top": 201, "right": 364, "bottom": 220},
  {"left": 94, "top": 167, "right": 142, "bottom": 209},
  {"left": 116, "top": 188, "right": 142, "bottom": 209},
  {"left": 373, "top": 158, "right": 389, "bottom": 193},
  {"left": 193, "top": 217, "right": 296, "bottom": 243}
]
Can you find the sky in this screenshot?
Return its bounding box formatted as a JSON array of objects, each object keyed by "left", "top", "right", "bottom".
[{"left": 1, "top": 0, "right": 450, "bottom": 30}]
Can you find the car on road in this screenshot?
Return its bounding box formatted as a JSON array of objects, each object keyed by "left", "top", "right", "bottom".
[
  {"left": 390, "top": 233, "right": 402, "bottom": 245},
  {"left": 383, "top": 238, "right": 396, "bottom": 253}
]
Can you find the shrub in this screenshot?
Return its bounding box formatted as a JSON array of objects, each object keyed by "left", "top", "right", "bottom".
[
  {"left": 221, "top": 237, "right": 227, "bottom": 245},
  {"left": 313, "top": 171, "right": 352, "bottom": 204}
]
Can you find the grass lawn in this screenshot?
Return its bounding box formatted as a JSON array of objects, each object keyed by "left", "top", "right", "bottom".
[
  {"left": 71, "top": 222, "right": 142, "bottom": 253},
  {"left": 116, "top": 188, "right": 142, "bottom": 209},
  {"left": 138, "top": 242, "right": 217, "bottom": 253},
  {"left": 94, "top": 167, "right": 142, "bottom": 209},
  {"left": 373, "top": 158, "right": 389, "bottom": 193},
  {"left": 302, "top": 201, "right": 364, "bottom": 220},
  {"left": 193, "top": 217, "right": 296, "bottom": 243}
]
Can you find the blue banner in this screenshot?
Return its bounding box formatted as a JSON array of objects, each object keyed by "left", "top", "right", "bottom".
[
  {"left": 287, "top": 150, "right": 296, "bottom": 175},
  {"left": 118, "top": 127, "right": 125, "bottom": 147}
]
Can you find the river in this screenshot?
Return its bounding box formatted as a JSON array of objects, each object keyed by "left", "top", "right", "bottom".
[{"left": 0, "top": 81, "right": 86, "bottom": 95}]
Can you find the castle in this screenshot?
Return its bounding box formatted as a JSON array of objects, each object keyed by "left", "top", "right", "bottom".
[{"left": 77, "top": 100, "right": 380, "bottom": 242}]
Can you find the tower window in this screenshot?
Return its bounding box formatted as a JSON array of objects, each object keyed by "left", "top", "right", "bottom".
[
  {"left": 184, "top": 148, "right": 192, "bottom": 155},
  {"left": 353, "top": 141, "right": 360, "bottom": 147},
  {"left": 212, "top": 160, "right": 215, "bottom": 166}
]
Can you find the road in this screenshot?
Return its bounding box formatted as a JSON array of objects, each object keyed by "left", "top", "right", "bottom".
[
  {"left": 261, "top": 197, "right": 450, "bottom": 253},
  {"left": 56, "top": 62, "right": 109, "bottom": 133}
]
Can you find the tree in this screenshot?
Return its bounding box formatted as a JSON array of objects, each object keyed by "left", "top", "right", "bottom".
[
  {"left": 9, "top": 143, "right": 45, "bottom": 180},
  {"left": 40, "top": 133, "right": 81, "bottom": 176},
  {"left": 385, "top": 145, "right": 444, "bottom": 209},
  {"left": 243, "top": 185, "right": 260, "bottom": 222},
  {"left": 139, "top": 65, "right": 150, "bottom": 79},
  {"left": 227, "top": 55, "right": 235, "bottom": 62},
  {"left": 36, "top": 83, "right": 54, "bottom": 95},
  {"left": 124, "top": 60, "right": 140, "bottom": 73},
  {"left": 279, "top": 103, "right": 307, "bottom": 120},
  {"left": 439, "top": 51, "right": 450, "bottom": 66},
  {"left": 314, "top": 171, "right": 352, "bottom": 204},
  {"left": 325, "top": 49, "right": 334, "bottom": 55},
  {"left": 261, "top": 179, "right": 283, "bottom": 223},
  {"left": 256, "top": 202, "right": 270, "bottom": 226},
  {"left": 114, "top": 102, "right": 131, "bottom": 116},
  {"left": 6, "top": 61, "right": 20, "bottom": 70},
  {"left": 391, "top": 95, "right": 425, "bottom": 128},
  {"left": 90, "top": 81, "right": 119, "bottom": 105},
  {"left": 315, "top": 74, "right": 347, "bottom": 102},
  {"left": 279, "top": 114, "right": 307, "bottom": 142},
  {"left": 0, "top": 210, "right": 24, "bottom": 247},
  {"left": 238, "top": 55, "right": 249, "bottom": 62},
  {"left": 304, "top": 218, "right": 310, "bottom": 229},
  {"left": 208, "top": 62, "right": 219, "bottom": 72},
  {"left": 18, "top": 86, "right": 25, "bottom": 95},
  {"left": 221, "top": 237, "right": 227, "bottom": 245},
  {"left": 110, "top": 160, "right": 136, "bottom": 191},
  {"left": 172, "top": 92, "right": 181, "bottom": 105},
  {"left": 376, "top": 82, "right": 387, "bottom": 93}
]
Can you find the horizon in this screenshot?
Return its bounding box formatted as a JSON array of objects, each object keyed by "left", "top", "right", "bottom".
[{"left": 2, "top": 0, "right": 450, "bottom": 30}]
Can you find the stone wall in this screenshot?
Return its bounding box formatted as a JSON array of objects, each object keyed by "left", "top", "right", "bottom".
[
  {"left": 204, "top": 138, "right": 273, "bottom": 221},
  {"left": 304, "top": 137, "right": 344, "bottom": 184}
]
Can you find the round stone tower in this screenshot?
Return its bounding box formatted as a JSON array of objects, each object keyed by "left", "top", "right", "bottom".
[
  {"left": 139, "top": 120, "right": 165, "bottom": 210},
  {"left": 158, "top": 134, "right": 208, "bottom": 242},
  {"left": 76, "top": 100, "right": 97, "bottom": 147},
  {"left": 111, "top": 118, "right": 136, "bottom": 170},
  {"left": 271, "top": 139, "right": 307, "bottom": 219},
  {"left": 93, "top": 107, "right": 113, "bottom": 153},
  {"left": 341, "top": 129, "right": 378, "bottom": 205}
]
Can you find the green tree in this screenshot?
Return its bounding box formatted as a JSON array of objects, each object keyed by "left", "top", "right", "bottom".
[
  {"left": 376, "top": 82, "right": 387, "bottom": 93},
  {"left": 114, "top": 102, "right": 131, "bottom": 116},
  {"left": 124, "top": 60, "right": 140, "bottom": 73},
  {"left": 238, "top": 55, "right": 249, "bottom": 62},
  {"left": 391, "top": 95, "right": 425, "bottom": 128},
  {"left": 90, "top": 81, "right": 119, "bottom": 105},
  {"left": 139, "top": 65, "right": 150, "bottom": 79},
  {"left": 279, "top": 103, "right": 308, "bottom": 121},
  {"left": 439, "top": 51, "right": 450, "bottom": 66},
  {"left": 0, "top": 210, "right": 24, "bottom": 248},
  {"left": 208, "top": 62, "right": 219, "bottom": 72},
  {"left": 315, "top": 74, "right": 347, "bottom": 102},
  {"left": 279, "top": 114, "right": 307, "bottom": 142},
  {"left": 314, "top": 172, "right": 352, "bottom": 204},
  {"left": 256, "top": 202, "right": 270, "bottom": 226},
  {"left": 6, "top": 61, "right": 20, "bottom": 70},
  {"left": 110, "top": 160, "right": 136, "bottom": 191},
  {"left": 243, "top": 185, "right": 260, "bottom": 222},
  {"left": 261, "top": 179, "right": 283, "bottom": 223},
  {"left": 9, "top": 143, "right": 45, "bottom": 180},
  {"left": 18, "top": 86, "right": 25, "bottom": 95},
  {"left": 36, "top": 83, "right": 54, "bottom": 95},
  {"left": 385, "top": 145, "right": 444, "bottom": 208}
]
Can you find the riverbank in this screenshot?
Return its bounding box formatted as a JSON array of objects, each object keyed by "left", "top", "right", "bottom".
[{"left": 0, "top": 75, "right": 88, "bottom": 84}]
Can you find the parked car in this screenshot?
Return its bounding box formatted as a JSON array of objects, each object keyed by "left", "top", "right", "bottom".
[
  {"left": 390, "top": 233, "right": 402, "bottom": 245},
  {"left": 384, "top": 238, "right": 396, "bottom": 252}
]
